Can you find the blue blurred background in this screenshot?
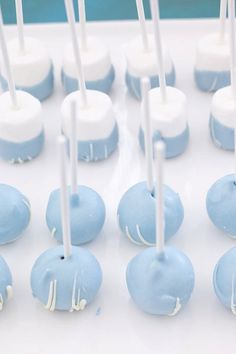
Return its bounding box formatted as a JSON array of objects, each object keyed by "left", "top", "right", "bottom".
[{"left": 1, "top": 0, "right": 220, "bottom": 24}]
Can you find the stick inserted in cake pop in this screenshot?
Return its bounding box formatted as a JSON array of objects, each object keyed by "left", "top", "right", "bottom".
[
  {"left": 219, "top": 0, "right": 228, "bottom": 43},
  {"left": 0, "top": 9, "right": 17, "bottom": 107},
  {"left": 136, "top": 0, "right": 149, "bottom": 51},
  {"left": 69, "top": 100, "right": 78, "bottom": 196},
  {"left": 58, "top": 135, "right": 72, "bottom": 259},
  {"left": 150, "top": 0, "right": 166, "bottom": 102},
  {"left": 15, "top": 0, "right": 24, "bottom": 53},
  {"left": 65, "top": 0, "right": 87, "bottom": 107},
  {"left": 78, "top": 0, "right": 87, "bottom": 51},
  {"left": 155, "top": 141, "right": 165, "bottom": 254}
]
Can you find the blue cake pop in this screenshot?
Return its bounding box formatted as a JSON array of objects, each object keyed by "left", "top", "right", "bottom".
[
  {"left": 126, "top": 137, "right": 194, "bottom": 316},
  {"left": 213, "top": 247, "right": 236, "bottom": 314},
  {"left": 118, "top": 78, "right": 184, "bottom": 246},
  {"left": 206, "top": 174, "right": 236, "bottom": 237},
  {"left": 47, "top": 100, "right": 105, "bottom": 245},
  {"left": 0, "top": 184, "right": 30, "bottom": 244},
  {"left": 0, "top": 255, "right": 13, "bottom": 310},
  {"left": 31, "top": 135, "right": 102, "bottom": 312}
]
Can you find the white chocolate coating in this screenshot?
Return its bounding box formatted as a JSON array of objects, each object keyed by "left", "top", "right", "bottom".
[
  {"left": 211, "top": 86, "right": 236, "bottom": 128},
  {"left": 2, "top": 37, "right": 51, "bottom": 86},
  {"left": 195, "top": 33, "right": 230, "bottom": 71},
  {"left": 141, "top": 86, "right": 187, "bottom": 138},
  {"left": 125, "top": 34, "right": 173, "bottom": 78},
  {"left": 0, "top": 90, "right": 43, "bottom": 142},
  {"left": 61, "top": 90, "right": 116, "bottom": 140},
  {"left": 62, "top": 36, "right": 112, "bottom": 81}
]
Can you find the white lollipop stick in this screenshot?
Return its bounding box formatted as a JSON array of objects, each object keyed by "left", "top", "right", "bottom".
[
  {"left": 58, "top": 135, "right": 72, "bottom": 259},
  {"left": 219, "top": 0, "right": 228, "bottom": 43},
  {"left": 15, "top": 0, "right": 25, "bottom": 53},
  {"left": 155, "top": 141, "right": 165, "bottom": 254},
  {"left": 78, "top": 0, "right": 87, "bottom": 51},
  {"left": 141, "top": 77, "right": 154, "bottom": 194},
  {"left": 0, "top": 9, "right": 17, "bottom": 107},
  {"left": 149, "top": 0, "right": 167, "bottom": 103},
  {"left": 136, "top": 0, "right": 149, "bottom": 51},
  {"left": 70, "top": 100, "right": 78, "bottom": 195},
  {"left": 64, "top": 0, "right": 87, "bottom": 107}
]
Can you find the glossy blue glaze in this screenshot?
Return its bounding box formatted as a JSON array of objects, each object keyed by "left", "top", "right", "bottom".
[
  {"left": 46, "top": 186, "right": 105, "bottom": 245},
  {"left": 31, "top": 245, "right": 102, "bottom": 312},
  {"left": 209, "top": 115, "right": 234, "bottom": 151},
  {"left": 126, "top": 246, "right": 195, "bottom": 315},
  {"left": 0, "top": 255, "right": 12, "bottom": 307},
  {"left": 118, "top": 182, "right": 184, "bottom": 246},
  {"left": 194, "top": 68, "right": 230, "bottom": 92},
  {"left": 0, "top": 184, "right": 30, "bottom": 244},
  {"left": 206, "top": 174, "right": 236, "bottom": 237},
  {"left": 61, "top": 65, "right": 115, "bottom": 95},
  {"left": 213, "top": 247, "right": 236, "bottom": 314},
  {"left": 125, "top": 65, "right": 176, "bottom": 100},
  {"left": 0, "top": 130, "right": 44, "bottom": 163},
  {"left": 0, "top": 63, "right": 54, "bottom": 101},
  {"left": 139, "top": 126, "right": 189, "bottom": 159}
]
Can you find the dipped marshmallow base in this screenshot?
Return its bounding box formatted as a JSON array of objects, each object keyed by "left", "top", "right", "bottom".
[
  {"left": 0, "top": 91, "right": 44, "bottom": 163},
  {"left": 194, "top": 33, "right": 230, "bottom": 92},
  {"left": 46, "top": 186, "right": 106, "bottom": 246},
  {"left": 61, "top": 90, "right": 118, "bottom": 162},
  {"left": 125, "top": 34, "right": 176, "bottom": 100},
  {"left": 206, "top": 174, "right": 236, "bottom": 237},
  {"left": 213, "top": 247, "right": 236, "bottom": 315},
  {"left": 0, "top": 37, "right": 54, "bottom": 101},
  {"left": 0, "top": 256, "right": 13, "bottom": 310},
  {"left": 126, "top": 246, "right": 195, "bottom": 315},
  {"left": 139, "top": 86, "right": 189, "bottom": 159},
  {"left": 62, "top": 37, "right": 115, "bottom": 95},
  {"left": 209, "top": 86, "right": 236, "bottom": 151},
  {"left": 0, "top": 184, "right": 30, "bottom": 245},
  {"left": 117, "top": 182, "right": 184, "bottom": 246},
  {"left": 31, "top": 245, "right": 102, "bottom": 312}
]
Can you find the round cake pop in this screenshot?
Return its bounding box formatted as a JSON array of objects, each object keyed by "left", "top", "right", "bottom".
[
  {"left": 0, "top": 255, "right": 13, "bottom": 310},
  {"left": 138, "top": 0, "right": 188, "bottom": 159},
  {"left": 0, "top": 184, "right": 30, "bottom": 244},
  {"left": 213, "top": 247, "right": 236, "bottom": 315},
  {"left": 31, "top": 136, "right": 102, "bottom": 312},
  {"left": 126, "top": 138, "right": 194, "bottom": 316},
  {"left": 0, "top": 0, "right": 54, "bottom": 101},
  {"left": 0, "top": 11, "right": 44, "bottom": 163},
  {"left": 47, "top": 100, "right": 105, "bottom": 245},
  {"left": 61, "top": 0, "right": 114, "bottom": 95},
  {"left": 209, "top": 0, "right": 236, "bottom": 150},
  {"left": 125, "top": 0, "right": 175, "bottom": 100},
  {"left": 118, "top": 78, "right": 184, "bottom": 246},
  {"left": 61, "top": 0, "right": 118, "bottom": 162},
  {"left": 194, "top": 0, "right": 230, "bottom": 92}
]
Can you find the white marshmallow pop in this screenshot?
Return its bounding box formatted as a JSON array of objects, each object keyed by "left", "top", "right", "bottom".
[
  {"left": 61, "top": 0, "right": 118, "bottom": 162},
  {"left": 61, "top": 0, "right": 115, "bottom": 95},
  {"left": 194, "top": 0, "right": 230, "bottom": 92},
  {"left": 125, "top": 0, "right": 175, "bottom": 100},
  {"left": 0, "top": 1, "right": 54, "bottom": 101}
]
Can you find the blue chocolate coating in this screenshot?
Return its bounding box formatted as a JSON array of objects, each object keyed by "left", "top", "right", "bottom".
[
  {"left": 64, "top": 122, "right": 118, "bottom": 162},
  {"left": 213, "top": 247, "right": 236, "bottom": 314},
  {"left": 46, "top": 186, "right": 106, "bottom": 245},
  {"left": 126, "top": 246, "right": 195, "bottom": 315},
  {"left": 118, "top": 182, "right": 184, "bottom": 246},
  {"left": 61, "top": 65, "right": 115, "bottom": 95},
  {"left": 206, "top": 174, "right": 236, "bottom": 237},
  {"left": 31, "top": 245, "right": 102, "bottom": 312},
  {"left": 139, "top": 126, "right": 189, "bottom": 159},
  {"left": 209, "top": 115, "right": 234, "bottom": 151},
  {"left": 0, "top": 255, "right": 12, "bottom": 307},
  {"left": 0, "top": 184, "right": 30, "bottom": 244},
  {"left": 125, "top": 65, "right": 176, "bottom": 100},
  {"left": 0, "top": 130, "right": 44, "bottom": 164},
  {"left": 0, "top": 63, "right": 54, "bottom": 101},
  {"left": 194, "top": 68, "right": 230, "bottom": 92}
]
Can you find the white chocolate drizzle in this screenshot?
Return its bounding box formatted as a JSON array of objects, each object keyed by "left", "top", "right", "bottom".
[
  {"left": 168, "top": 297, "right": 181, "bottom": 316},
  {"left": 45, "top": 279, "right": 57, "bottom": 312}
]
